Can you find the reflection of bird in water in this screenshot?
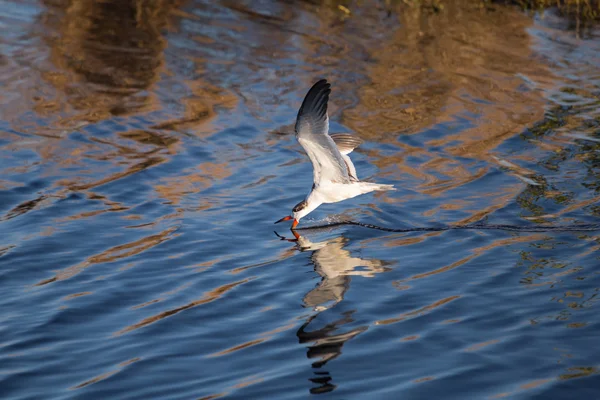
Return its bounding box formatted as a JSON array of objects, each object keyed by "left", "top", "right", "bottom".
[
  {"left": 276, "top": 231, "right": 390, "bottom": 311},
  {"left": 297, "top": 312, "right": 368, "bottom": 395},
  {"left": 275, "top": 231, "right": 389, "bottom": 395},
  {"left": 275, "top": 79, "right": 395, "bottom": 230},
  {"left": 302, "top": 235, "right": 389, "bottom": 311}
]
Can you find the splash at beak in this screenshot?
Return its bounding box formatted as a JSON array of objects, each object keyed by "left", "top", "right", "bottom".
[{"left": 274, "top": 215, "right": 299, "bottom": 230}]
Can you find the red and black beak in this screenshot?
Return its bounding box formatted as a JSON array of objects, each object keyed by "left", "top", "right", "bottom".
[{"left": 274, "top": 215, "right": 299, "bottom": 229}]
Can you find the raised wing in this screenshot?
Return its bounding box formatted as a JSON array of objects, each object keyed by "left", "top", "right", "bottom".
[
  {"left": 330, "top": 133, "right": 363, "bottom": 155},
  {"left": 331, "top": 133, "right": 362, "bottom": 181},
  {"left": 295, "top": 79, "right": 351, "bottom": 186}
]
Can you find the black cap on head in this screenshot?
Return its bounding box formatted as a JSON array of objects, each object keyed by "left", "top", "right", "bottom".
[{"left": 293, "top": 200, "right": 308, "bottom": 213}]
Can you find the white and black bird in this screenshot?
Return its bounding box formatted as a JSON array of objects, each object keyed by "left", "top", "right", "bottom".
[{"left": 275, "top": 79, "right": 395, "bottom": 230}]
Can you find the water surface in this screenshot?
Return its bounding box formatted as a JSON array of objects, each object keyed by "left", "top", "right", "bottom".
[{"left": 1, "top": 1, "right": 600, "bottom": 398}]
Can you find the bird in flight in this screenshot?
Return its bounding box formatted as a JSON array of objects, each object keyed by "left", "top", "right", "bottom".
[{"left": 275, "top": 79, "right": 395, "bottom": 230}]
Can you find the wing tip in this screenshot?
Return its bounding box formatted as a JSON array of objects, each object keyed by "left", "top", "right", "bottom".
[
  {"left": 298, "top": 79, "right": 331, "bottom": 119},
  {"left": 312, "top": 78, "right": 330, "bottom": 90}
]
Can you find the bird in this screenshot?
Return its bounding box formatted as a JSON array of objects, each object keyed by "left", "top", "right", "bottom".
[{"left": 275, "top": 79, "right": 395, "bottom": 230}]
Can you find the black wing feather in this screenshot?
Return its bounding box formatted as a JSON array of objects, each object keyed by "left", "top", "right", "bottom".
[
  {"left": 294, "top": 79, "right": 351, "bottom": 185},
  {"left": 295, "top": 79, "right": 331, "bottom": 136}
]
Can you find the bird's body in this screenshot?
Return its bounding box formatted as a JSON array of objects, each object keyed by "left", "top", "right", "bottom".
[{"left": 276, "top": 79, "right": 394, "bottom": 229}]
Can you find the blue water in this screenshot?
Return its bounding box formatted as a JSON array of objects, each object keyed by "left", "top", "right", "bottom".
[{"left": 1, "top": 1, "right": 600, "bottom": 398}]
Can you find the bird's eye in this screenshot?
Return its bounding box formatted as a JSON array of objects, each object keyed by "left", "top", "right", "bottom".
[{"left": 293, "top": 200, "right": 307, "bottom": 212}]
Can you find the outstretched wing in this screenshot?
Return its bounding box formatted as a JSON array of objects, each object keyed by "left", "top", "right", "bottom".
[
  {"left": 331, "top": 133, "right": 362, "bottom": 181},
  {"left": 295, "top": 79, "right": 351, "bottom": 186},
  {"left": 330, "top": 133, "right": 363, "bottom": 155}
]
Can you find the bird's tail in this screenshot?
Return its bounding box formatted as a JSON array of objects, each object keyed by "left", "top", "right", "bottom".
[{"left": 359, "top": 182, "right": 396, "bottom": 193}]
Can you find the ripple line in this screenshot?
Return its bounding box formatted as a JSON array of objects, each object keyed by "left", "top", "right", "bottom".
[
  {"left": 114, "top": 277, "right": 254, "bottom": 336},
  {"left": 375, "top": 295, "right": 461, "bottom": 326},
  {"left": 296, "top": 220, "right": 600, "bottom": 233}
]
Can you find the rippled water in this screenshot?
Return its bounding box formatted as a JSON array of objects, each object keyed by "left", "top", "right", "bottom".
[{"left": 1, "top": 1, "right": 600, "bottom": 398}]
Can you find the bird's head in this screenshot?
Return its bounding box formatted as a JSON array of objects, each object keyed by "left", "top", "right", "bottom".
[{"left": 275, "top": 199, "right": 311, "bottom": 229}]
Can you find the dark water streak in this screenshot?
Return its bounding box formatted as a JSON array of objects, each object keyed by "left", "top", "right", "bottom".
[{"left": 294, "top": 220, "right": 600, "bottom": 232}]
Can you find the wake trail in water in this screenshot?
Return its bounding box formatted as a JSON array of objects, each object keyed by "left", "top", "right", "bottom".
[{"left": 295, "top": 220, "right": 600, "bottom": 233}]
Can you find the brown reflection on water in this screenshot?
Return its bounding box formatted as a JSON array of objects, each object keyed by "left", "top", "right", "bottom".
[
  {"left": 344, "top": 1, "right": 550, "bottom": 139},
  {"left": 330, "top": 0, "right": 556, "bottom": 221},
  {"left": 209, "top": 338, "right": 268, "bottom": 358},
  {"left": 39, "top": 0, "right": 181, "bottom": 117},
  {"left": 453, "top": 190, "right": 518, "bottom": 225},
  {"left": 464, "top": 338, "right": 501, "bottom": 352},
  {"left": 393, "top": 234, "right": 545, "bottom": 285},
  {"left": 154, "top": 161, "right": 233, "bottom": 206},
  {"left": 2, "top": 195, "right": 51, "bottom": 221},
  {"left": 207, "top": 318, "right": 299, "bottom": 359},
  {"left": 2, "top": 0, "right": 191, "bottom": 224},
  {"left": 35, "top": 226, "right": 179, "bottom": 286},
  {"left": 489, "top": 366, "right": 599, "bottom": 398},
  {"left": 115, "top": 277, "right": 254, "bottom": 336},
  {"left": 520, "top": 243, "right": 599, "bottom": 331},
  {"left": 3, "top": 0, "right": 243, "bottom": 223},
  {"left": 70, "top": 357, "right": 141, "bottom": 390},
  {"left": 152, "top": 80, "right": 238, "bottom": 133},
  {"left": 375, "top": 295, "right": 461, "bottom": 326}
]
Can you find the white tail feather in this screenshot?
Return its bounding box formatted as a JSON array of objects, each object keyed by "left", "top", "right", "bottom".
[{"left": 358, "top": 182, "right": 396, "bottom": 193}]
